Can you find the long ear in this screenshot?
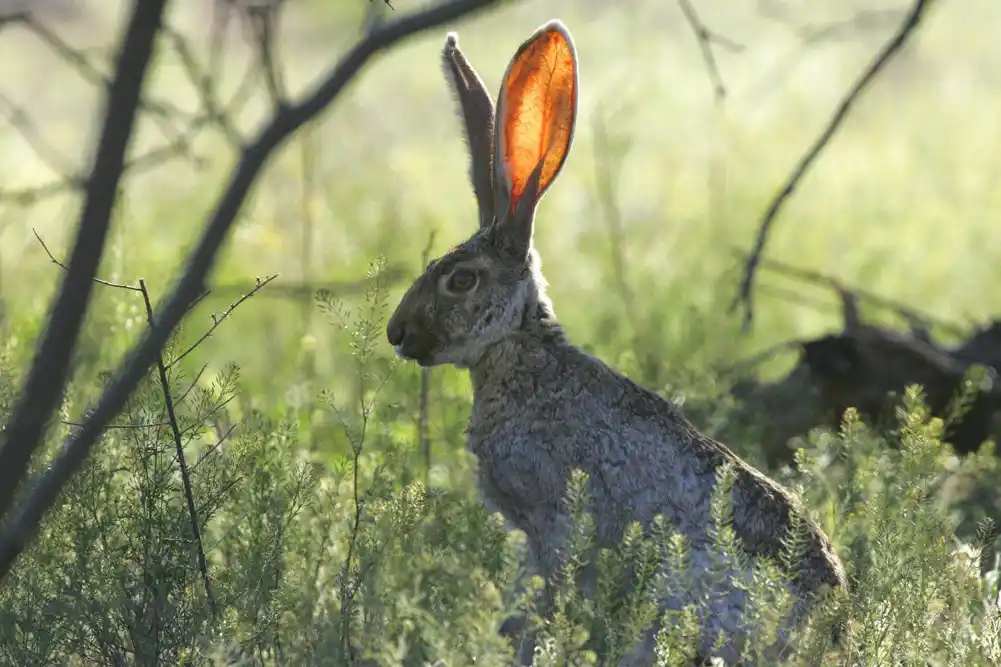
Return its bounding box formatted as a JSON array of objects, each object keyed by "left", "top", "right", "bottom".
[
  {"left": 492, "top": 20, "right": 578, "bottom": 256},
  {"left": 442, "top": 32, "right": 496, "bottom": 229}
]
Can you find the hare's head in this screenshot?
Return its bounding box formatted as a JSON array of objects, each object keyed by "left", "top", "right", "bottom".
[{"left": 387, "top": 20, "right": 578, "bottom": 368}]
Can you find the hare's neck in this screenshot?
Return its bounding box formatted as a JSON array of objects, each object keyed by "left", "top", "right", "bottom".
[{"left": 468, "top": 300, "right": 567, "bottom": 392}]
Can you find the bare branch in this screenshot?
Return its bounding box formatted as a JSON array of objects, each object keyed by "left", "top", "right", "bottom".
[
  {"left": 676, "top": 0, "right": 744, "bottom": 102},
  {"left": 208, "top": 0, "right": 236, "bottom": 83},
  {"left": 0, "top": 93, "right": 77, "bottom": 180},
  {"left": 0, "top": 0, "right": 507, "bottom": 582},
  {"left": 162, "top": 26, "right": 244, "bottom": 148},
  {"left": 3, "top": 114, "right": 210, "bottom": 207},
  {"left": 176, "top": 364, "right": 210, "bottom": 406},
  {"left": 165, "top": 274, "right": 278, "bottom": 371},
  {"left": 33, "top": 229, "right": 142, "bottom": 292},
  {"left": 62, "top": 419, "right": 172, "bottom": 430},
  {"left": 190, "top": 422, "right": 238, "bottom": 474},
  {"left": 0, "top": 11, "right": 28, "bottom": 30},
  {"left": 747, "top": 251, "right": 965, "bottom": 337},
  {"left": 209, "top": 271, "right": 407, "bottom": 300},
  {"left": 241, "top": 0, "right": 289, "bottom": 108},
  {"left": 0, "top": 0, "right": 169, "bottom": 537},
  {"left": 799, "top": 9, "right": 905, "bottom": 44},
  {"left": 731, "top": 0, "right": 933, "bottom": 331},
  {"left": 0, "top": 179, "right": 77, "bottom": 206},
  {"left": 138, "top": 279, "right": 218, "bottom": 620},
  {"left": 760, "top": 3, "right": 906, "bottom": 45},
  {"left": 20, "top": 15, "right": 196, "bottom": 142}
]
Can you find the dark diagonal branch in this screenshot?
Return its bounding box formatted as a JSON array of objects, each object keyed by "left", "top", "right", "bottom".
[
  {"left": 731, "top": 0, "right": 933, "bottom": 332},
  {"left": 0, "top": 0, "right": 507, "bottom": 581},
  {"left": 0, "top": 0, "right": 168, "bottom": 532}
]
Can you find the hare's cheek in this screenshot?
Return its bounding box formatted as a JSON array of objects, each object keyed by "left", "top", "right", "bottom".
[
  {"left": 468, "top": 299, "right": 486, "bottom": 316},
  {"left": 466, "top": 307, "right": 494, "bottom": 339}
]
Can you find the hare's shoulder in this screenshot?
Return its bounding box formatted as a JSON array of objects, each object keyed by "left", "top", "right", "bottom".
[{"left": 559, "top": 346, "right": 845, "bottom": 585}]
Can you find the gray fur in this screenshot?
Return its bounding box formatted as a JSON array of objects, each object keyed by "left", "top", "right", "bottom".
[
  {"left": 387, "top": 19, "right": 846, "bottom": 666},
  {"left": 442, "top": 32, "right": 496, "bottom": 229}
]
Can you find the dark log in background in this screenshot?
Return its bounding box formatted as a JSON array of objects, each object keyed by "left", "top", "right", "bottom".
[{"left": 731, "top": 276, "right": 1001, "bottom": 465}]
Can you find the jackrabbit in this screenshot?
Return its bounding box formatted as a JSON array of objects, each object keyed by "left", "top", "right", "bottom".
[{"left": 386, "top": 20, "right": 847, "bottom": 665}]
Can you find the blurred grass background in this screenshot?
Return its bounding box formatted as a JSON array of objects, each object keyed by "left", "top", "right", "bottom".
[{"left": 0, "top": 0, "right": 998, "bottom": 454}]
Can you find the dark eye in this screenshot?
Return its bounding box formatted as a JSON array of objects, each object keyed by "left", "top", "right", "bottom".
[{"left": 446, "top": 267, "right": 478, "bottom": 293}]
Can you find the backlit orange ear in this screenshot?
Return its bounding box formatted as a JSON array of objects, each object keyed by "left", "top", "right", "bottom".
[{"left": 495, "top": 21, "right": 577, "bottom": 213}]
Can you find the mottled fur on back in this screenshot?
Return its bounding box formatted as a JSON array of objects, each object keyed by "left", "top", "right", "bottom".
[{"left": 387, "top": 20, "right": 846, "bottom": 666}]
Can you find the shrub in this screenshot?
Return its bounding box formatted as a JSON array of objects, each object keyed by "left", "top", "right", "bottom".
[{"left": 1, "top": 263, "right": 1000, "bottom": 666}]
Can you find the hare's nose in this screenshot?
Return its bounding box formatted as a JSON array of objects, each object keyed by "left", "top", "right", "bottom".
[{"left": 387, "top": 319, "right": 406, "bottom": 346}]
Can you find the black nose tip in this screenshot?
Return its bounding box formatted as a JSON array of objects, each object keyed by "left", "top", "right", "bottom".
[{"left": 387, "top": 320, "right": 405, "bottom": 346}]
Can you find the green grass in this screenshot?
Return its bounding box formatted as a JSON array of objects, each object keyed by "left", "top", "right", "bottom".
[{"left": 1, "top": 0, "right": 1001, "bottom": 664}]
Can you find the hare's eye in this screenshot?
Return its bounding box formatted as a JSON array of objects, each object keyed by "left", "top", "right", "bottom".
[{"left": 446, "top": 268, "right": 478, "bottom": 293}]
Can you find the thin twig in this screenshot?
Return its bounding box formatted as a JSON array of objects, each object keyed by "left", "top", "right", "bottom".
[
  {"left": 731, "top": 0, "right": 933, "bottom": 332},
  {"left": 33, "top": 229, "right": 141, "bottom": 291},
  {"left": 166, "top": 275, "right": 278, "bottom": 371},
  {"left": 799, "top": 9, "right": 906, "bottom": 44},
  {"left": 210, "top": 271, "right": 407, "bottom": 299},
  {"left": 676, "top": 0, "right": 744, "bottom": 102},
  {"left": 716, "top": 338, "right": 803, "bottom": 379},
  {"left": 0, "top": 179, "right": 76, "bottom": 206},
  {"left": 162, "top": 25, "right": 244, "bottom": 148},
  {"left": 675, "top": 0, "right": 742, "bottom": 288},
  {"left": 138, "top": 279, "right": 218, "bottom": 620},
  {"left": 418, "top": 231, "right": 436, "bottom": 485},
  {"left": 243, "top": 1, "right": 288, "bottom": 108},
  {"left": 62, "top": 419, "right": 172, "bottom": 430},
  {"left": 177, "top": 364, "right": 210, "bottom": 406},
  {"left": 756, "top": 281, "right": 840, "bottom": 315},
  {"left": 0, "top": 0, "right": 169, "bottom": 543},
  {"left": 592, "top": 110, "right": 638, "bottom": 336},
  {"left": 298, "top": 121, "right": 320, "bottom": 451},
  {"left": 35, "top": 225, "right": 211, "bottom": 327},
  {"left": 189, "top": 423, "right": 238, "bottom": 473},
  {"left": 748, "top": 251, "right": 966, "bottom": 337},
  {"left": 0, "top": 11, "right": 27, "bottom": 30},
  {"left": 208, "top": 0, "right": 234, "bottom": 84},
  {"left": 207, "top": 508, "right": 251, "bottom": 553},
  {"left": 0, "top": 0, "right": 508, "bottom": 582},
  {"left": 0, "top": 93, "right": 78, "bottom": 180},
  {"left": 20, "top": 15, "right": 195, "bottom": 142},
  {"left": 5, "top": 111, "right": 211, "bottom": 207}
]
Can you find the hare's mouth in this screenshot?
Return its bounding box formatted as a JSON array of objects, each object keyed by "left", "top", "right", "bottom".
[{"left": 394, "top": 342, "right": 435, "bottom": 367}]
